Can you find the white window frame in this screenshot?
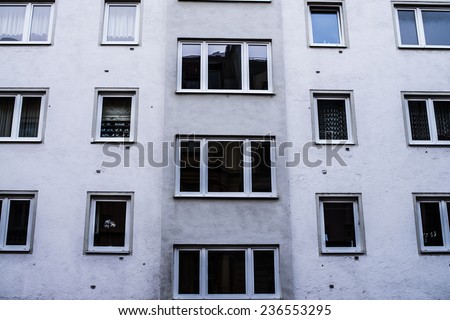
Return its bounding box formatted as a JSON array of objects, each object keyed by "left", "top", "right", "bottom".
[
  {"left": 306, "top": 1, "right": 347, "bottom": 47},
  {"left": 92, "top": 89, "right": 138, "bottom": 143},
  {"left": 102, "top": 2, "right": 140, "bottom": 45},
  {"left": 414, "top": 195, "right": 450, "bottom": 253},
  {"left": 394, "top": 4, "right": 450, "bottom": 48},
  {"left": 177, "top": 40, "right": 273, "bottom": 93},
  {"left": 0, "top": 90, "right": 48, "bottom": 142},
  {"left": 0, "top": 2, "right": 55, "bottom": 44},
  {"left": 311, "top": 91, "right": 356, "bottom": 145},
  {"left": 317, "top": 194, "right": 365, "bottom": 254},
  {"left": 403, "top": 93, "right": 450, "bottom": 145},
  {"left": 175, "top": 136, "right": 277, "bottom": 198},
  {"left": 84, "top": 192, "right": 133, "bottom": 254},
  {"left": 0, "top": 192, "right": 37, "bottom": 252},
  {"left": 174, "top": 246, "right": 280, "bottom": 299}
]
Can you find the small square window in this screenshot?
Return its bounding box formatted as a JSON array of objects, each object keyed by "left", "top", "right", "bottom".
[
  {"left": 307, "top": 2, "right": 346, "bottom": 47},
  {"left": 311, "top": 91, "right": 356, "bottom": 144},
  {"left": 0, "top": 91, "right": 47, "bottom": 142},
  {"left": 317, "top": 194, "right": 365, "bottom": 254},
  {"left": 0, "top": 192, "right": 37, "bottom": 252},
  {"left": 414, "top": 195, "right": 450, "bottom": 253},
  {"left": 0, "top": 2, "right": 54, "bottom": 44},
  {"left": 102, "top": 2, "right": 140, "bottom": 45},
  {"left": 85, "top": 193, "right": 133, "bottom": 254}
]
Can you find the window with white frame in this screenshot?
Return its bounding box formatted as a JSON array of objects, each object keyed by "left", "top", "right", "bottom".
[
  {"left": 395, "top": 4, "right": 450, "bottom": 47},
  {"left": 414, "top": 196, "right": 450, "bottom": 253},
  {"left": 175, "top": 136, "right": 277, "bottom": 197},
  {"left": 93, "top": 90, "right": 137, "bottom": 142},
  {"left": 85, "top": 193, "right": 133, "bottom": 254},
  {"left": 0, "top": 2, "right": 54, "bottom": 44},
  {"left": 403, "top": 94, "right": 450, "bottom": 145},
  {"left": 178, "top": 40, "right": 273, "bottom": 93},
  {"left": 174, "top": 246, "right": 280, "bottom": 299},
  {"left": 102, "top": 1, "right": 140, "bottom": 44},
  {"left": 0, "top": 193, "right": 37, "bottom": 252},
  {"left": 317, "top": 195, "right": 365, "bottom": 254},
  {"left": 0, "top": 91, "right": 47, "bottom": 142},
  {"left": 307, "top": 2, "right": 346, "bottom": 47},
  {"left": 312, "top": 92, "right": 356, "bottom": 144}
]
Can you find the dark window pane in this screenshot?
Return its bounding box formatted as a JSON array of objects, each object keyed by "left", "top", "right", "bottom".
[
  {"left": 408, "top": 101, "right": 431, "bottom": 140},
  {"left": 208, "top": 141, "right": 244, "bottom": 192},
  {"left": 101, "top": 97, "right": 132, "bottom": 138},
  {"left": 253, "top": 250, "right": 275, "bottom": 294},
  {"left": 93, "top": 201, "right": 127, "bottom": 247},
  {"left": 208, "top": 251, "right": 246, "bottom": 294},
  {"left": 180, "top": 141, "right": 201, "bottom": 192},
  {"left": 182, "top": 44, "right": 201, "bottom": 89},
  {"left": 178, "top": 251, "right": 200, "bottom": 294},
  {"left": 0, "top": 6, "right": 26, "bottom": 41},
  {"left": 311, "top": 9, "right": 341, "bottom": 44},
  {"left": 249, "top": 45, "right": 268, "bottom": 90},
  {"left": 251, "top": 141, "right": 272, "bottom": 193},
  {"left": 398, "top": 10, "right": 419, "bottom": 45},
  {"left": 317, "top": 99, "right": 348, "bottom": 140},
  {"left": 323, "top": 202, "right": 356, "bottom": 247},
  {"left": 0, "top": 97, "right": 15, "bottom": 137},
  {"left": 19, "top": 97, "right": 41, "bottom": 137},
  {"left": 422, "top": 11, "right": 450, "bottom": 46},
  {"left": 434, "top": 101, "right": 450, "bottom": 141},
  {"left": 6, "top": 200, "right": 30, "bottom": 246},
  {"left": 420, "top": 202, "right": 444, "bottom": 246},
  {"left": 208, "top": 44, "right": 242, "bottom": 90}
]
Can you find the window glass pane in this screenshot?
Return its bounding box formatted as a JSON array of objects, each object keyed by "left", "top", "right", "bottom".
[
  {"left": 208, "top": 141, "right": 244, "bottom": 192},
  {"left": 6, "top": 200, "right": 30, "bottom": 246},
  {"left": 249, "top": 45, "right": 268, "bottom": 90},
  {"left": 310, "top": 9, "right": 341, "bottom": 44},
  {"left": 253, "top": 250, "right": 275, "bottom": 294},
  {"left": 420, "top": 202, "right": 444, "bottom": 246},
  {"left": 398, "top": 10, "right": 419, "bottom": 45},
  {"left": 101, "top": 97, "right": 132, "bottom": 138},
  {"left": 0, "top": 5, "right": 26, "bottom": 41},
  {"left": 323, "top": 202, "right": 356, "bottom": 248},
  {"left": 0, "top": 97, "right": 15, "bottom": 137},
  {"left": 208, "top": 44, "right": 242, "bottom": 90},
  {"left": 93, "top": 201, "right": 127, "bottom": 247},
  {"left": 180, "top": 141, "right": 201, "bottom": 192},
  {"left": 408, "top": 100, "right": 431, "bottom": 140},
  {"left": 422, "top": 11, "right": 450, "bottom": 46},
  {"left": 178, "top": 251, "right": 200, "bottom": 294},
  {"left": 19, "top": 97, "right": 41, "bottom": 138},
  {"left": 434, "top": 101, "right": 450, "bottom": 141},
  {"left": 182, "top": 44, "right": 201, "bottom": 89},
  {"left": 447, "top": 202, "right": 450, "bottom": 231},
  {"left": 208, "top": 251, "right": 246, "bottom": 294},
  {"left": 29, "top": 5, "right": 51, "bottom": 41},
  {"left": 107, "top": 5, "right": 136, "bottom": 42},
  {"left": 317, "top": 99, "right": 348, "bottom": 140},
  {"left": 251, "top": 141, "right": 272, "bottom": 193}
]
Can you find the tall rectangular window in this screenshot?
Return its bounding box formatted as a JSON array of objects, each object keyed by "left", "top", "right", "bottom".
[
  {"left": 0, "top": 3, "right": 54, "bottom": 44},
  {"left": 103, "top": 2, "right": 140, "bottom": 44},
  {"left": 307, "top": 2, "right": 346, "bottom": 47}
]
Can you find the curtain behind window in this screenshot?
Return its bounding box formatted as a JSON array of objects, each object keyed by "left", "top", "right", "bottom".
[
  {"left": 107, "top": 5, "right": 136, "bottom": 41},
  {"left": 18, "top": 97, "right": 41, "bottom": 138},
  {"left": 0, "top": 6, "right": 26, "bottom": 41},
  {"left": 0, "top": 97, "right": 15, "bottom": 137},
  {"left": 29, "top": 5, "right": 51, "bottom": 41}
]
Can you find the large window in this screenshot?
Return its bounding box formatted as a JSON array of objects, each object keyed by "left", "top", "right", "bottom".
[
  {"left": 0, "top": 193, "right": 37, "bottom": 252},
  {"left": 395, "top": 5, "right": 450, "bottom": 47},
  {"left": 414, "top": 195, "right": 450, "bottom": 253},
  {"left": 307, "top": 2, "right": 346, "bottom": 47},
  {"left": 0, "top": 91, "right": 47, "bottom": 142},
  {"left": 102, "top": 2, "right": 140, "bottom": 45},
  {"left": 174, "top": 246, "right": 280, "bottom": 299},
  {"left": 85, "top": 193, "right": 133, "bottom": 254},
  {"left": 0, "top": 2, "right": 54, "bottom": 44},
  {"left": 403, "top": 94, "right": 450, "bottom": 145},
  {"left": 317, "top": 194, "right": 365, "bottom": 254},
  {"left": 178, "top": 41, "right": 273, "bottom": 93},
  {"left": 175, "top": 136, "right": 277, "bottom": 197}
]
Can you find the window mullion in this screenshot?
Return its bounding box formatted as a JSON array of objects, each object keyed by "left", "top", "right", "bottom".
[
  {"left": 427, "top": 99, "right": 439, "bottom": 142},
  {"left": 11, "top": 95, "right": 22, "bottom": 139},
  {"left": 0, "top": 199, "right": 8, "bottom": 248},
  {"left": 416, "top": 9, "right": 426, "bottom": 46},
  {"left": 201, "top": 42, "right": 208, "bottom": 91},
  {"left": 242, "top": 43, "right": 249, "bottom": 92},
  {"left": 247, "top": 248, "right": 254, "bottom": 298},
  {"left": 440, "top": 201, "right": 450, "bottom": 250},
  {"left": 201, "top": 248, "right": 207, "bottom": 297},
  {"left": 201, "top": 139, "right": 208, "bottom": 195},
  {"left": 243, "top": 139, "right": 251, "bottom": 195},
  {"left": 23, "top": 4, "right": 33, "bottom": 42},
  {"left": 102, "top": 4, "right": 110, "bottom": 43}
]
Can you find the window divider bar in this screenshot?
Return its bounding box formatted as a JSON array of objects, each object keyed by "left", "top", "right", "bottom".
[
  {"left": 427, "top": 98, "right": 438, "bottom": 142},
  {"left": 0, "top": 200, "right": 8, "bottom": 249}
]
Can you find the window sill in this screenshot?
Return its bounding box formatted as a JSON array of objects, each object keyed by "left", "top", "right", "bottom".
[
  {"left": 173, "top": 294, "right": 281, "bottom": 300},
  {"left": 420, "top": 248, "right": 450, "bottom": 254},
  {"left": 175, "top": 90, "right": 275, "bottom": 95},
  {"left": 0, "top": 248, "right": 31, "bottom": 253},
  {"left": 408, "top": 142, "right": 450, "bottom": 146},
  {"left": 0, "top": 41, "right": 51, "bottom": 46},
  {"left": 0, "top": 139, "right": 42, "bottom": 143},
  {"left": 398, "top": 45, "right": 450, "bottom": 50},
  {"left": 174, "top": 193, "right": 278, "bottom": 199},
  {"left": 309, "top": 44, "right": 347, "bottom": 48},
  {"left": 101, "top": 42, "right": 140, "bottom": 46},
  {"left": 85, "top": 249, "right": 131, "bottom": 254},
  {"left": 321, "top": 249, "right": 364, "bottom": 254},
  {"left": 91, "top": 139, "right": 136, "bottom": 144},
  {"left": 315, "top": 141, "right": 356, "bottom": 145}
]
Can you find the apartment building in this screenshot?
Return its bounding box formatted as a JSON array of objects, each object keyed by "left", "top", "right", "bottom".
[{"left": 0, "top": 0, "right": 449, "bottom": 300}]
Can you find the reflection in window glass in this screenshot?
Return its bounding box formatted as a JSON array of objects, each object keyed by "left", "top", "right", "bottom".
[
  {"left": 0, "top": 97, "right": 15, "bottom": 137},
  {"left": 208, "top": 45, "right": 242, "bottom": 90},
  {"left": 208, "top": 141, "right": 244, "bottom": 192},
  {"left": 251, "top": 142, "right": 272, "bottom": 192},
  {"left": 249, "top": 45, "right": 268, "bottom": 90},
  {"left": 93, "top": 201, "right": 127, "bottom": 247},
  {"left": 29, "top": 5, "right": 51, "bottom": 42},
  {"left": 182, "top": 44, "right": 201, "bottom": 89},
  {"left": 253, "top": 250, "right": 275, "bottom": 294},
  {"left": 433, "top": 101, "right": 450, "bottom": 141},
  {"left": 101, "top": 97, "right": 132, "bottom": 138},
  {"left": 19, "top": 97, "right": 41, "bottom": 138},
  {"left": 324, "top": 202, "right": 356, "bottom": 248},
  {"left": 311, "top": 9, "right": 341, "bottom": 44},
  {"left": 180, "top": 141, "right": 201, "bottom": 192},
  {"left": 398, "top": 10, "right": 419, "bottom": 45},
  {"left": 318, "top": 99, "right": 348, "bottom": 140},
  {"left": 6, "top": 200, "right": 30, "bottom": 246},
  {"left": 0, "top": 5, "right": 26, "bottom": 41},
  {"left": 208, "top": 251, "right": 246, "bottom": 294},
  {"left": 107, "top": 5, "right": 137, "bottom": 42},
  {"left": 178, "top": 251, "right": 200, "bottom": 294},
  {"left": 422, "top": 11, "right": 450, "bottom": 46},
  {"left": 420, "top": 202, "right": 444, "bottom": 246}
]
